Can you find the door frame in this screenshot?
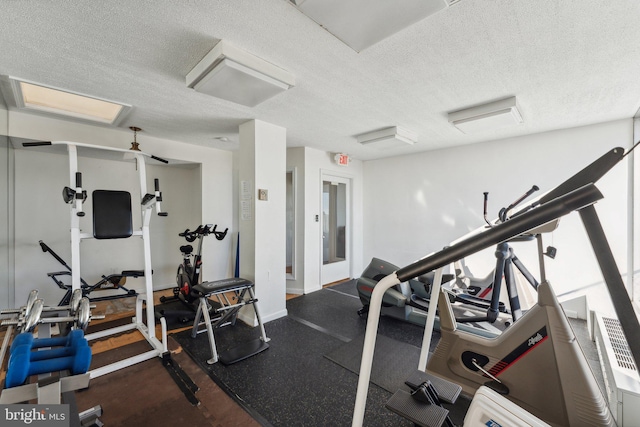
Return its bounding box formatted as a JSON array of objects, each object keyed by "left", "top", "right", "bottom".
[
  {"left": 286, "top": 168, "right": 297, "bottom": 281},
  {"left": 320, "top": 170, "right": 353, "bottom": 285}
]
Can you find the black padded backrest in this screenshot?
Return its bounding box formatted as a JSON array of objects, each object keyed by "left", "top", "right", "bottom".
[{"left": 93, "top": 190, "right": 133, "bottom": 239}]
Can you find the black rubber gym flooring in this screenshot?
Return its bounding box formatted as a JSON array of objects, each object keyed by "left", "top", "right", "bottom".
[{"left": 173, "top": 280, "right": 471, "bottom": 426}]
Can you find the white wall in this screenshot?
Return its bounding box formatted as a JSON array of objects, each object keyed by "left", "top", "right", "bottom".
[
  {"left": 287, "top": 146, "right": 364, "bottom": 294},
  {"left": 363, "top": 119, "right": 634, "bottom": 313},
  {"left": 0, "top": 109, "right": 13, "bottom": 308},
  {"left": 6, "top": 111, "right": 233, "bottom": 308}
]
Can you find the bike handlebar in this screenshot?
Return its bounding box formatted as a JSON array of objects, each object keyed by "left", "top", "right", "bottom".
[
  {"left": 212, "top": 225, "right": 228, "bottom": 241},
  {"left": 179, "top": 224, "right": 228, "bottom": 242}
]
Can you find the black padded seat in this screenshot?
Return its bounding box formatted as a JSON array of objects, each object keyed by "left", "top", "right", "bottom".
[
  {"left": 121, "top": 270, "right": 144, "bottom": 277},
  {"left": 192, "top": 278, "right": 253, "bottom": 296},
  {"left": 92, "top": 190, "right": 133, "bottom": 239}
]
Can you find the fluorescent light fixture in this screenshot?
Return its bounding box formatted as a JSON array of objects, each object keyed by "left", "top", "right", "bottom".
[
  {"left": 357, "top": 126, "right": 418, "bottom": 149},
  {"left": 1, "top": 76, "right": 131, "bottom": 125},
  {"left": 186, "top": 40, "right": 295, "bottom": 107},
  {"left": 448, "top": 97, "right": 523, "bottom": 133},
  {"left": 290, "top": 0, "right": 448, "bottom": 52}
]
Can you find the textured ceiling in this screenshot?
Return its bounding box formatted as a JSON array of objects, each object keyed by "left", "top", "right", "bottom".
[{"left": 1, "top": 0, "right": 640, "bottom": 160}]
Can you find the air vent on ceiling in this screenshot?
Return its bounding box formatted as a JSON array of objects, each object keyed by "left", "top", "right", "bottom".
[{"left": 186, "top": 40, "right": 295, "bottom": 107}]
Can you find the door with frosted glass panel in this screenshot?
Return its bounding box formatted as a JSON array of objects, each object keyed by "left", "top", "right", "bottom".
[{"left": 321, "top": 175, "right": 350, "bottom": 285}]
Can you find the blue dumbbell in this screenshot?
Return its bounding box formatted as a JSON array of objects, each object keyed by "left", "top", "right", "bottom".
[
  {"left": 10, "top": 329, "right": 86, "bottom": 353},
  {"left": 5, "top": 343, "right": 92, "bottom": 388},
  {"left": 16, "top": 338, "right": 89, "bottom": 362}
]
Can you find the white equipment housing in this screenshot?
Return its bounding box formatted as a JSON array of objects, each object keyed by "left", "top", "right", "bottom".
[{"left": 463, "top": 386, "right": 550, "bottom": 427}]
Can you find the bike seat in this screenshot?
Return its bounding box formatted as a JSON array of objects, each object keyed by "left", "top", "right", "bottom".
[{"left": 180, "top": 245, "right": 193, "bottom": 255}]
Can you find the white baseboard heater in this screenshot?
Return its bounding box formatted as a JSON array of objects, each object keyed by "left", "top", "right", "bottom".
[{"left": 593, "top": 312, "right": 640, "bottom": 426}]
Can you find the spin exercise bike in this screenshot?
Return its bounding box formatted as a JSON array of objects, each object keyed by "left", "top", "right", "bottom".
[
  {"left": 353, "top": 146, "right": 640, "bottom": 426},
  {"left": 158, "top": 224, "right": 228, "bottom": 320}
]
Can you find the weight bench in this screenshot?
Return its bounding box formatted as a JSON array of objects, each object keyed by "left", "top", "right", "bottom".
[
  {"left": 39, "top": 240, "right": 140, "bottom": 306},
  {"left": 190, "top": 277, "right": 269, "bottom": 365}
]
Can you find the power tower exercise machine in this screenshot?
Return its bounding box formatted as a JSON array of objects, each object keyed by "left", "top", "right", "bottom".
[
  {"left": 23, "top": 140, "right": 170, "bottom": 378},
  {"left": 352, "top": 146, "right": 640, "bottom": 426}
]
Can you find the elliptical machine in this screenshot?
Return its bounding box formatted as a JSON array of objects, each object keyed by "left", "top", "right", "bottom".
[
  {"left": 356, "top": 185, "right": 551, "bottom": 336},
  {"left": 446, "top": 186, "right": 555, "bottom": 324}
]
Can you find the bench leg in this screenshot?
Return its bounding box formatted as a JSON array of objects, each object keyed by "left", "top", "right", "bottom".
[
  {"left": 197, "top": 297, "right": 219, "bottom": 365},
  {"left": 191, "top": 299, "right": 203, "bottom": 339},
  {"left": 248, "top": 287, "right": 270, "bottom": 343}
]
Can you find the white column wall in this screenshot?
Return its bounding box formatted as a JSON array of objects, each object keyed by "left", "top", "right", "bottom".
[
  {"left": 363, "top": 119, "right": 633, "bottom": 313},
  {"left": 6, "top": 111, "right": 233, "bottom": 307},
  {"left": 238, "top": 120, "right": 287, "bottom": 322}
]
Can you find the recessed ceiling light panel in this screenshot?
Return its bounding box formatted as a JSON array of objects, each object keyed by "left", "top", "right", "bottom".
[{"left": 1, "top": 76, "right": 131, "bottom": 125}]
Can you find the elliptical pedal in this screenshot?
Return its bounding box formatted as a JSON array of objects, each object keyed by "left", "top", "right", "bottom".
[
  {"left": 385, "top": 370, "right": 462, "bottom": 427},
  {"left": 404, "top": 370, "right": 461, "bottom": 404},
  {"left": 386, "top": 388, "right": 450, "bottom": 427}
]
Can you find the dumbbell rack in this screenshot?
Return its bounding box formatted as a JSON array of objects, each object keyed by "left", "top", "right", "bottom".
[
  {"left": 0, "top": 372, "right": 91, "bottom": 404},
  {"left": 0, "top": 315, "right": 103, "bottom": 426},
  {"left": 21, "top": 140, "right": 170, "bottom": 379}
]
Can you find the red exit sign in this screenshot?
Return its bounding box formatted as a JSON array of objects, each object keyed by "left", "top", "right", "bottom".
[{"left": 334, "top": 153, "right": 350, "bottom": 166}]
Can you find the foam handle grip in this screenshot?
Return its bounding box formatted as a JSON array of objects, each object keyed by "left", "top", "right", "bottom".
[
  {"left": 483, "top": 192, "right": 489, "bottom": 216},
  {"left": 151, "top": 155, "right": 169, "bottom": 164},
  {"left": 22, "top": 141, "right": 52, "bottom": 147}
]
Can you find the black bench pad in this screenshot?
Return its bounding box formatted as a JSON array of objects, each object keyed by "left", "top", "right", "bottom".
[{"left": 193, "top": 278, "right": 253, "bottom": 295}]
